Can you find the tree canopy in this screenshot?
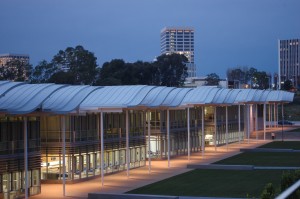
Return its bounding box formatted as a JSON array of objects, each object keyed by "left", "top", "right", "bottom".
[
  {"left": 227, "top": 66, "right": 271, "bottom": 89},
  {"left": 29, "top": 47, "right": 188, "bottom": 87},
  {"left": 0, "top": 60, "right": 32, "bottom": 81},
  {"left": 205, "top": 73, "right": 220, "bottom": 86},
  {"left": 95, "top": 53, "right": 188, "bottom": 87},
  {"left": 154, "top": 53, "right": 188, "bottom": 87},
  {"left": 30, "top": 45, "right": 98, "bottom": 85}
]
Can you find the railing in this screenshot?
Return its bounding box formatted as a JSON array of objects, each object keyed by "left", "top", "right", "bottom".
[
  {"left": 41, "top": 130, "right": 98, "bottom": 143},
  {"left": 0, "top": 139, "right": 40, "bottom": 155},
  {"left": 275, "top": 179, "right": 300, "bottom": 199}
]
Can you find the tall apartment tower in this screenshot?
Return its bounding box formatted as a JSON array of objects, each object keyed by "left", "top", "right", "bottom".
[
  {"left": 278, "top": 39, "right": 300, "bottom": 89},
  {"left": 160, "top": 27, "right": 196, "bottom": 77}
]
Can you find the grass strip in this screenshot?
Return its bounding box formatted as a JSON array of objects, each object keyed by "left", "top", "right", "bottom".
[
  {"left": 259, "top": 141, "right": 300, "bottom": 150},
  {"left": 214, "top": 152, "right": 300, "bottom": 167},
  {"left": 128, "top": 169, "right": 284, "bottom": 198}
]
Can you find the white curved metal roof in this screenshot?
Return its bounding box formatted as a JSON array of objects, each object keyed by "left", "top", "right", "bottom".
[
  {"left": 0, "top": 81, "right": 295, "bottom": 115},
  {"left": 211, "top": 89, "right": 231, "bottom": 104},
  {"left": 234, "top": 89, "right": 258, "bottom": 103},
  {"left": 137, "top": 87, "right": 175, "bottom": 107},
  {"left": 0, "top": 83, "right": 64, "bottom": 114},
  {"left": 43, "top": 85, "right": 100, "bottom": 114},
  {"left": 80, "top": 85, "right": 154, "bottom": 109},
  {"left": 224, "top": 89, "right": 242, "bottom": 104},
  {"left": 0, "top": 81, "right": 25, "bottom": 96},
  {"left": 181, "top": 86, "right": 221, "bottom": 105},
  {"left": 161, "top": 88, "right": 192, "bottom": 107}
]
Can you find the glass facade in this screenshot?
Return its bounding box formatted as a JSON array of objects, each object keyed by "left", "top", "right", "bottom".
[
  {"left": 0, "top": 116, "right": 41, "bottom": 199},
  {"left": 146, "top": 108, "right": 203, "bottom": 159},
  {"left": 203, "top": 106, "right": 245, "bottom": 146},
  {"left": 40, "top": 111, "right": 146, "bottom": 182}
]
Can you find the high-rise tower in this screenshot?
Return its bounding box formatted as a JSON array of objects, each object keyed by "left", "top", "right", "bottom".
[
  {"left": 278, "top": 39, "right": 300, "bottom": 89},
  {"left": 160, "top": 27, "right": 196, "bottom": 77}
]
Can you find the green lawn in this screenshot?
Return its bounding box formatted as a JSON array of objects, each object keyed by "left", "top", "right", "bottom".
[
  {"left": 287, "top": 128, "right": 300, "bottom": 133},
  {"left": 128, "top": 142, "right": 300, "bottom": 198},
  {"left": 214, "top": 152, "right": 300, "bottom": 167},
  {"left": 128, "top": 169, "right": 284, "bottom": 198},
  {"left": 259, "top": 141, "right": 300, "bottom": 150}
]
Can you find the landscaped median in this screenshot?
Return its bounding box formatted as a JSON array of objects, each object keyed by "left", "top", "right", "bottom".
[{"left": 127, "top": 141, "right": 300, "bottom": 198}]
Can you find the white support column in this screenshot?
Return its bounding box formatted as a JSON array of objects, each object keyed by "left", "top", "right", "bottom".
[
  {"left": 201, "top": 106, "right": 205, "bottom": 156},
  {"left": 167, "top": 109, "right": 170, "bottom": 168},
  {"left": 187, "top": 107, "right": 190, "bottom": 161},
  {"left": 274, "top": 103, "right": 277, "bottom": 128},
  {"left": 255, "top": 104, "right": 258, "bottom": 140},
  {"left": 263, "top": 103, "right": 266, "bottom": 140},
  {"left": 269, "top": 104, "right": 271, "bottom": 128},
  {"left": 238, "top": 105, "right": 241, "bottom": 143},
  {"left": 24, "top": 117, "right": 28, "bottom": 199},
  {"left": 61, "top": 115, "right": 66, "bottom": 196},
  {"left": 225, "top": 106, "right": 228, "bottom": 150},
  {"left": 281, "top": 103, "right": 284, "bottom": 142},
  {"left": 247, "top": 105, "right": 250, "bottom": 143},
  {"left": 276, "top": 104, "right": 279, "bottom": 128},
  {"left": 100, "top": 111, "right": 104, "bottom": 186},
  {"left": 126, "top": 110, "right": 130, "bottom": 177},
  {"left": 214, "top": 107, "right": 217, "bottom": 151},
  {"left": 147, "top": 111, "right": 151, "bottom": 173},
  {"left": 270, "top": 104, "right": 273, "bottom": 128}
]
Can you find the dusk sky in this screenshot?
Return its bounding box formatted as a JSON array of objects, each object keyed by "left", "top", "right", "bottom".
[{"left": 1, "top": 0, "right": 299, "bottom": 78}]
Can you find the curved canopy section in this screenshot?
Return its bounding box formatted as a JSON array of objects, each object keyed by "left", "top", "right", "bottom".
[
  {"left": 136, "top": 87, "right": 175, "bottom": 107},
  {"left": 43, "top": 85, "right": 101, "bottom": 114},
  {"left": 0, "top": 81, "right": 25, "bottom": 96},
  {"left": 266, "top": 90, "right": 294, "bottom": 103},
  {"left": 224, "top": 89, "right": 242, "bottom": 104},
  {"left": 0, "top": 83, "right": 64, "bottom": 114},
  {"left": 234, "top": 89, "right": 258, "bottom": 104},
  {"left": 211, "top": 89, "right": 231, "bottom": 104},
  {"left": 80, "top": 85, "right": 154, "bottom": 110},
  {"left": 0, "top": 81, "right": 295, "bottom": 115},
  {"left": 181, "top": 86, "right": 221, "bottom": 105},
  {"left": 161, "top": 88, "right": 192, "bottom": 107}
]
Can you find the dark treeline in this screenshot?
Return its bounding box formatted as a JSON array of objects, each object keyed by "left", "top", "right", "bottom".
[{"left": 1, "top": 45, "right": 188, "bottom": 87}]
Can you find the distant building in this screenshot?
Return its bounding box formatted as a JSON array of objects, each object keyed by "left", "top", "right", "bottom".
[
  {"left": 184, "top": 76, "right": 228, "bottom": 88},
  {"left": 278, "top": 39, "right": 300, "bottom": 89},
  {"left": 160, "top": 27, "right": 196, "bottom": 77},
  {"left": 0, "top": 53, "right": 30, "bottom": 66}
]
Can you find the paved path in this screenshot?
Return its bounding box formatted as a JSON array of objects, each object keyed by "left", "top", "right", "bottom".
[
  {"left": 31, "top": 139, "right": 270, "bottom": 199},
  {"left": 30, "top": 126, "right": 300, "bottom": 199}
]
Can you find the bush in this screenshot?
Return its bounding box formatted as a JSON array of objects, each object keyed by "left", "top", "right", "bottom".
[
  {"left": 280, "top": 170, "right": 300, "bottom": 199},
  {"left": 261, "top": 183, "right": 275, "bottom": 199}
]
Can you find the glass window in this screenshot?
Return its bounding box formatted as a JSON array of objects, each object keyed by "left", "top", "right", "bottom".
[
  {"left": 12, "top": 172, "right": 21, "bottom": 191},
  {"left": 2, "top": 173, "right": 9, "bottom": 192},
  {"left": 32, "top": 170, "right": 39, "bottom": 186}
]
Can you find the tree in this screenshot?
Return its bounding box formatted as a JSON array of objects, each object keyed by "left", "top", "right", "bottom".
[
  {"left": 30, "top": 60, "right": 58, "bottom": 83},
  {"left": 0, "top": 60, "right": 32, "bottom": 81},
  {"left": 251, "top": 71, "right": 270, "bottom": 89},
  {"left": 154, "top": 53, "right": 188, "bottom": 87},
  {"left": 227, "top": 67, "right": 247, "bottom": 84},
  {"left": 227, "top": 66, "right": 272, "bottom": 89},
  {"left": 282, "top": 80, "right": 294, "bottom": 91},
  {"left": 96, "top": 59, "right": 159, "bottom": 86},
  {"left": 96, "top": 59, "right": 126, "bottom": 85},
  {"left": 51, "top": 45, "right": 98, "bottom": 85},
  {"left": 205, "top": 73, "right": 220, "bottom": 86},
  {"left": 47, "top": 71, "right": 76, "bottom": 84}
]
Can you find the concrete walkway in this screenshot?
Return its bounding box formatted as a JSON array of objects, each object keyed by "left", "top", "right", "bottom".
[
  {"left": 31, "top": 139, "right": 271, "bottom": 199},
  {"left": 30, "top": 126, "right": 300, "bottom": 199}
]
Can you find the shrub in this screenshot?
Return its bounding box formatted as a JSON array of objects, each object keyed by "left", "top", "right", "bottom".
[{"left": 261, "top": 183, "right": 275, "bottom": 199}]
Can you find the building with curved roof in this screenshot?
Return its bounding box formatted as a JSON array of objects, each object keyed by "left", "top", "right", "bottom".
[{"left": 0, "top": 81, "right": 294, "bottom": 198}]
